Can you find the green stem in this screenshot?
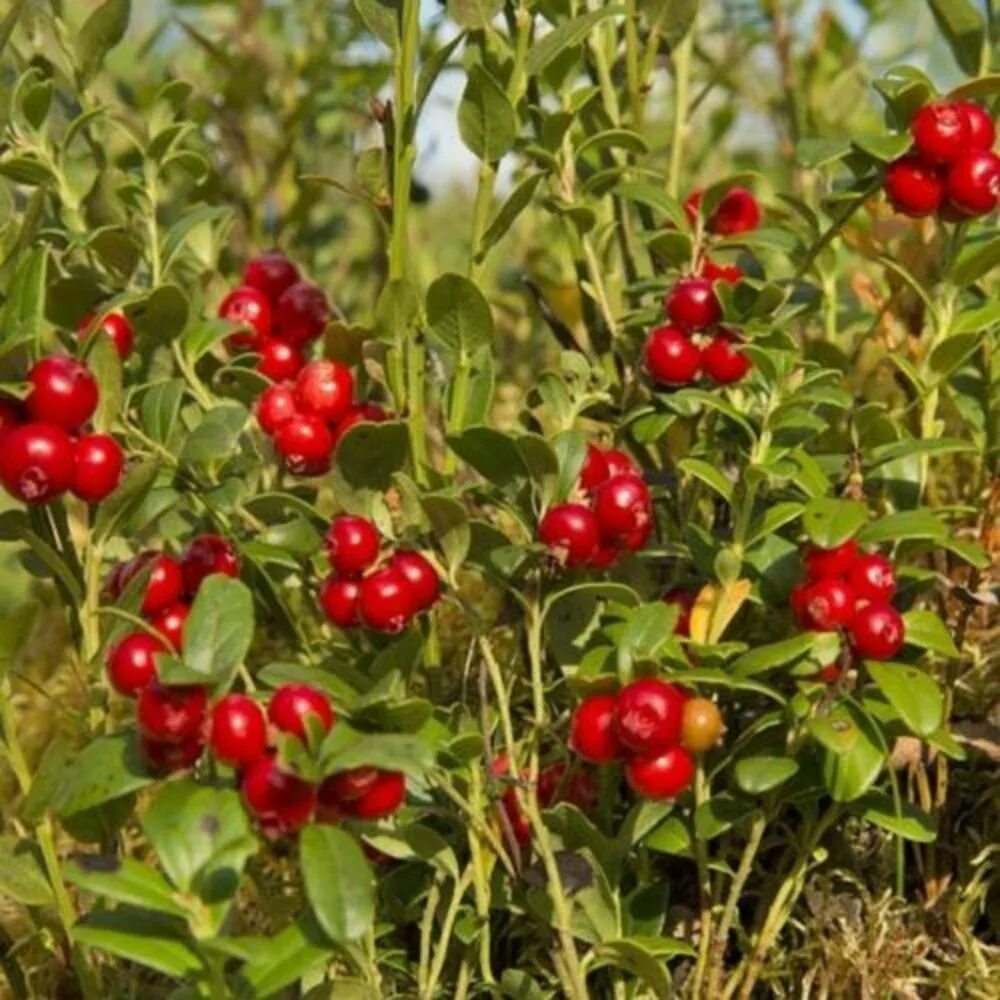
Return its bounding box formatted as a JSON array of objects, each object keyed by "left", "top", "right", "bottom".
[
  {"left": 690, "top": 763, "right": 714, "bottom": 996},
  {"left": 667, "top": 31, "right": 693, "bottom": 199},
  {"left": 423, "top": 868, "right": 475, "bottom": 998},
  {"left": 388, "top": 0, "right": 420, "bottom": 282}
]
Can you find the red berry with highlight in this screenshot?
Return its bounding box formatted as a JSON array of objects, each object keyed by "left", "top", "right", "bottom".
[
  {"left": 603, "top": 449, "right": 637, "bottom": 478},
  {"left": 709, "top": 187, "right": 761, "bottom": 235},
  {"left": 390, "top": 551, "right": 440, "bottom": 611},
  {"left": 626, "top": 746, "right": 695, "bottom": 799},
  {"left": 121, "top": 553, "right": 183, "bottom": 617},
  {"left": 209, "top": 694, "right": 267, "bottom": 767},
  {"left": 539, "top": 503, "right": 600, "bottom": 567},
  {"left": 137, "top": 681, "right": 206, "bottom": 744},
  {"left": 220, "top": 286, "right": 272, "bottom": 350},
  {"left": 701, "top": 331, "right": 751, "bottom": 384},
  {"left": 666, "top": 277, "right": 722, "bottom": 331},
  {"left": 946, "top": 151, "right": 999, "bottom": 216},
  {"left": 319, "top": 575, "right": 361, "bottom": 628},
  {"left": 956, "top": 101, "right": 996, "bottom": 152},
  {"left": 140, "top": 734, "right": 203, "bottom": 773},
  {"left": 848, "top": 553, "right": 896, "bottom": 604},
  {"left": 795, "top": 578, "right": 855, "bottom": 630},
  {"left": 268, "top": 684, "right": 334, "bottom": 741},
  {"left": 911, "top": 101, "right": 969, "bottom": 164},
  {"left": 804, "top": 540, "right": 858, "bottom": 580},
  {"left": 275, "top": 282, "right": 330, "bottom": 345},
  {"left": 326, "top": 515, "right": 380, "bottom": 577},
  {"left": 71, "top": 434, "right": 124, "bottom": 503},
  {"left": 579, "top": 444, "right": 610, "bottom": 491},
  {"left": 77, "top": 311, "right": 134, "bottom": 359},
  {"left": 241, "top": 755, "right": 316, "bottom": 832},
  {"left": 593, "top": 474, "right": 652, "bottom": 542},
  {"left": 256, "top": 338, "right": 305, "bottom": 382},
  {"left": 26, "top": 356, "right": 98, "bottom": 432},
  {"left": 150, "top": 602, "right": 190, "bottom": 652},
  {"left": 294, "top": 360, "right": 354, "bottom": 424},
  {"left": 570, "top": 694, "right": 622, "bottom": 763},
  {"left": 255, "top": 382, "right": 299, "bottom": 435},
  {"left": 850, "top": 603, "right": 905, "bottom": 660},
  {"left": 273, "top": 414, "right": 334, "bottom": 476},
  {"left": 180, "top": 534, "right": 240, "bottom": 596},
  {"left": 341, "top": 770, "right": 406, "bottom": 820},
  {"left": 645, "top": 324, "right": 701, "bottom": 385},
  {"left": 106, "top": 632, "right": 164, "bottom": 697},
  {"left": 0, "top": 423, "right": 76, "bottom": 503},
  {"left": 243, "top": 251, "right": 301, "bottom": 303},
  {"left": 323, "top": 767, "right": 379, "bottom": 803},
  {"left": 614, "top": 678, "right": 687, "bottom": 754},
  {"left": 884, "top": 156, "right": 944, "bottom": 218},
  {"left": 358, "top": 568, "right": 415, "bottom": 633}
]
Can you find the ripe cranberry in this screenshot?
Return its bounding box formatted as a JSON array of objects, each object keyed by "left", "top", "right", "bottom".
[
  {"left": 256, "top": 338, "right": 305, "bottom": 382},
  {"left": 795, "top": 578, "right": 855, "bottom": 630},
  {"left": 569, "top": 694, "right": 622, "bottom": 763},
  {"left": 848, "top": 553, "right": 896, "bottom": 603},
  {"left": 358, "top": 568, "right": 415, "bottom": 633},
  {"left": 850, "top": 603, "right": 905, "bottom": 660},
  {"left": 619, "top": 522, "right": 651, "bottom": 552},
  {"left": 219, "top": 286, "right": 272, "bottom": 351},
  {"left": 241, "top": 755, "right": 316, "bottom": 832},
  {"left": 0, "top": 398, "right": 21, "bottom": 440},
  {"left": 539, "top": 503, "right": 601, "bottom": 567},
  {"left": 137, "top": 681, "right": 206, "bottom": 743},
  {"left": 267, "top": 684, "right": 335, "bottom": 741},
  {"left": 106, "top": 632, "right": 164, "bottom": 697},
  {"left": 701, "top": 331, "right": 751, "bottom": 384},
  {"left": 150, "top": 602, "right": 190, "bottom": 652},
  {"left": 700, "top": 257, "right": 743, "bottom": 284},
  {"left": 273, "top": 414, "right": 334, "bottom": 476},
  {"left": 77, "top": 310, "right": 134, "bottom": 359},
  {"left": 255, "top": 382, "right": 299, "bottom": 435},
  {"left": 340, "top": 770, "right": 406, "bottom": 820},
  {"left": 274, "top": 282, "right": 330, "bottom": 345},
  {"left": 180, "top": 534, "right": 240, "bottom": 597},
  {"left": 326, "top": 515, "right": 380, "bottom": 577},
  {"left": 294, "top": 360, "right": 354, "bottom": 424},
  {"left": 683, "top": 189, "right": 703, "bottom": 226},
  {"left": 0, "top": 423, "right": 75, "bottom": 503},
  {"left": 71, "top": 434, "right": 124, "bottom": 503},
  {"left": 490, "top": 754, "right": 531, "bottom": 846},
  {"left": 536, "top": 763, "right": 598, "bottom": 811},
  {"left": 956, "top": 101, "right": 996, "bottom": 151},
  {"left": 614, "top": 678, "right": 687, "bottom": 754},
  {"left": 121, "top": 553, "right": 183, "bottom": 617},
  {"left": 644, "top": 325, "right": 701, "bottom": 385},
  {"left": 140, "top": 733, "right": 203, "bottom": 773},
  {"left": 590, "top": 545, "right": 619, "bottom": 569},
  {"left": 322, "top": 766, "right": 379, "bottom": 802},
  {"left": 25, "top": 355, "right": 98, "bottom": 432},
  {"left": 390, "top": 551, "right": 441, "bottom": 611},
  {"left": 626, "top": 746, "right": 695, "bottom": 799},
  {"left": 663, "top": 588, "right": 695, "bottom": 637},
  {"left": 803, "top": 539, "right": 858, "bottom": 580},
  {"left": 815, "top": 663, "right": 842, "bottom": 684},
  {"left": 319, "top": 575, "right": 362, "bottom": 628},
  {"left": 603, "top": 448, "right": 637, "bottom": 478},
  {"left": 209, "top": 694, "right": 267, "bottom": 767},
  {"left": 579, "top": 444, "right": 610, "bottom": 491},
  {"left": 884, "top": 156, "right": 944, "bottom": 218},
  {"left": 331, "top": 402, "right": 390, "bottom": 447},
  {"left": 243, "top": 251, "right": 301, "bottom": 303},
  {"left": 946, "top": 151, "right": 999, "bottom": 216},
  {"left": 665, "top": 277, "right": 722, "bottom": 331},
  {"left": 593, "top": 474, "right": 651, "bottom": 542},
  {"left": 709, "top": 187, "right": 761, "bottom": 235},
  {"left": 911, "top": 102, "right": 969, "bottom": 164}
]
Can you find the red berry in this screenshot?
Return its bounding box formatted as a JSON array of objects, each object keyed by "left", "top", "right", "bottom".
[
  {"left": 911, "top": 101, "right": 969, "bottom": 164},
  {"left": 294, "top": 360, "right": 354, "bottom": 424},
  {"left": 220, "top": 286, "right": 272, "bottom": 350},
  {"left": 700, "top": 257, "right": 743, "bottom": 284},
  {"left": 701, "top": 330, "right": 751, "bottom": 384},
  {"left": 590, "top": 545, "right": 619, "bottom": 569},
  {"left": 319, "top": 575, "right": 362, "bottom": 628},
  {"left": 539, "top": 503, "right": 601, "bottom": 567},
  {"left": 322, "top": 766, "right": 379, "bottom": 803},
  {"left": 71, "top": 434, "right": 124, "bottom": 502},
  {"left": 665, "top": 277, "right": 722, "bottom": 331},
  {"left": 137, "top": 681, "right": 206, "bottom": 743},
  {"left": 709, "top": 187, "right": 761, "bottom": 235},
  {"left": 121, "top": 553, "right": 183, "bottom": 617},
  {"left": 946, "top": 151, "right": 999, "bottom": 216},
  {"left": 150, "top": 602, "right": 190, "bottom": 652},
  {"left": 0, "top": 423, "right": 75, "bottom": 503},
  {"left": 209, "top": 694, "right": 267, "bottom": 767},
  {"left": 614, "top": 678, "right": 687, "bottom": 754},
  {"left": 358, "top": 568, "right": 415, "bottom": 633},
  {"left": 593, "top": 474, "right": 652, "bottom": 542},
  {"left": 331, "top": 402, "right": 391, "bottom": 448},
  {"left": 25, "top": 356, "right": 98, "bottom": 432},
  {"left": 579, "top": 444, "right": 610, "bottom": 492},
  {"left": 663, "top": 588, "right": 695, "bottom": 637},
  {"left": 268, "top": 684, "right": 335, "bottom": 741},
  {"left": 620, "top": 522, "right": 651, "bottom": 552},
  {"left": 77, "top": 310, "right": 134, "bottom": 359},
  {"left": 274, "top": 282, "right": 330, "bottom": 345},
  {"left": 956, "top": 101, "right": 996, "bottom": 152},
  {"left": 255, "top": 382, "right": 299, "bottom": 435},
  {"left": 626, "top": 746, "right": 695, "bottom": 799},
  {"left": 848, "top": 553, "right": 896, "bottom": 603},
  {"left": 804, "top": 540, "right": 858, "bottom": 580},
  {"left": 644, "top": 324, "right": 701, "bottom": 385},
  {"left": 243, "top": 251, "right": 301, "bottom": 303},
  {"left": 815, "top": 664, "right": 842, "bottom": 684},
  {"left": 491, "top": 755, "right": 530, "bottom": 846},
  {"left": 0, "top": 398, "right": 21, "bottom": 440},
  {"left": 256, "top": 338, "right": 305, "bottom": 382},
  {"left": 884, "top": 156, "right": 944, "bottom": 218},
  {"left": 326, "top": 515, "right": 380, "bottom": 577},
  {"left": 273, "top": 414, "right": 334, "bottom": 476},
  {"left": 795, "top": 578, "right": 855, "bottom": 631},
  {"left": 683, "top": 189, "right": 703, "bottom": 226},
  {"left": 390, "top": 551, "right": 441, "bottom": 611},
  {"left": 569, "top": 694, "right": 622, "bottom": 763},
  {"left": 139, "top": 733, "right": 203, "bottom": 773},
  {"left": 536, "top": 763, "right": 598, "bottom": 811},
  {"left": 340, "top": 770, "right": 406, "bottom": 820},
  {"left": 603, "top": 448, "right": 638, "bottom": 478},
  {"left": 850, "top": 603, "right": 905, "bottom": 660},
  {"left": 106, "top": 632, "right": 164, "bottom": 697},
  {"left": 241, "top": 755, "right": 316, "bottom": 832},
  {"left": 180, "top": 534, "right": 240, "bottom": 596}
]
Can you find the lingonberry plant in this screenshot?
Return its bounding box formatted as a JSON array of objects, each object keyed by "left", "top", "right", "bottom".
[{"left": 0, "top": 1, "right": 996, "bottom": 998}]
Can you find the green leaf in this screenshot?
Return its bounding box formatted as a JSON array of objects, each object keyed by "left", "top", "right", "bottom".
[
  {"left": 801, "top": 497, "right": 868, "bottom": 547},
  {"left": 732, "top": 632, "right": 839, "bottom": 678},
  {"left": 902, "top": 610, "right": 960, "bottom": 658},
  {"left": 856, "top": 509, "right": 945, "bottom": 546},
  {"left": 180, "top": 404, "right": 247, "bottom": 467},
  {"left": 447, "top": 426, "right": 529, "bottom": 490},
  {"left": 76, "top": 0, "right": 130, "bottom": 84},
  {"left": 948, "top": 235, "right": 1000, "bottom": 287},
  {"left": 93, "top": 460, "right": 159, "bottom": 543},
  {"left": 332, "top": 421, "right": 410, "bottom": 509},
  {"left": 820, "top": 702, "right": 885, "bottom": 802},
  {"left": 616, "top": 602, "right": 678, "bottom": 677},
  {"left": 447, "top": 0, "right": 502, "bottom": 30},
  {"left": 867, "top": 662, "right": 943, "bottom": 737},
  {"left": 678, "top": 458, "right": 733, "bottom": 503},
  {"left": 694, "top": 793, "right": 755, "bottom": 839},
  {"left": 576, "top": 128, "right": 649, "bottom": 161},
  {"left": 320, "top": 729, "right": 435, "bottom": 779},
  {"left": 851, "top": 791, "right": 937, "bottom": 843},
  {"left": 141, "top": 379, "right": 186, "bottom": 443},
  {"left": 72, "top": 909, "right": 202, "bottom": 979},
  {"left": 927, "top": 0, "right": 985, "bottom": 76},
  {"left": 807, "top": 705, "right": 860, "bottom": 755},
  {"left": 746, "top": 501, "right": 804, "bottom": 546},
  {"left": 64, "top": 856, "right": 185, "bottom": 917},
  {"left": 416, "top": 32, "right": 464, "bottom": 113},
  {"left": 352, "top": 0, "right": 395, "bottom": 48},
  {"left": 0, "top": 836, "right": 53, "bottom": 905},
  {"left": 426, "top": 273, "right": 494, "bottom": 363},
  {"left": 526, "top": 7, "right": 626, "bottom": 76},
  {"left": 85, "top": 334, "right": 123, "bottom": 435},
  {"left": 458, "top": 65, "right": 516, "bottom": 162},
  {"left": 242, "top": 915, "right": 334, "bottom": 995},
  {"left": 53, "top": 732, "right": 154, "bottom": 817},
  {"left": 0, "top": 247, "right": 46, "bottom": 353},
  {"left": 420, "top": 496, "right": 469, "bottom": 577},
  {"left": 300, "top": 826, "right": 374, "bottom": 943},
  {"left": 643, "top": 815, "right": 691, "bottom": 857},
  {"left": 734, "top": 755, "right": 799, "bottom": 795},
  {"left": 477, "top": 173, "right": 544, "bottom": 260}
]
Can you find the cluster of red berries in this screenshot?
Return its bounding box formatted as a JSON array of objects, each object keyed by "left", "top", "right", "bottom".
[
  {"left": 255, "top": 361, "right": 389, "bottom": 477},
  {"left": 539, "top": 445, "right": 652, "bottom": 568},
  {"left": 318, "top": 515, "right": 441, "bottom": 633},
  {"left": 790, "top": 538, "right": 906, "bottom": 674},
  {"left": 570, "top": 680, "right": 723, "bottom": 799},
  {"left": 218, "top": 250, "right": 330, "bottom": 382},
  {"left": 0, "top": 355, "right": 124, "bottom": 505},
  {"left": 884, "top": 100, "right": 998, "bottom": 220}
]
